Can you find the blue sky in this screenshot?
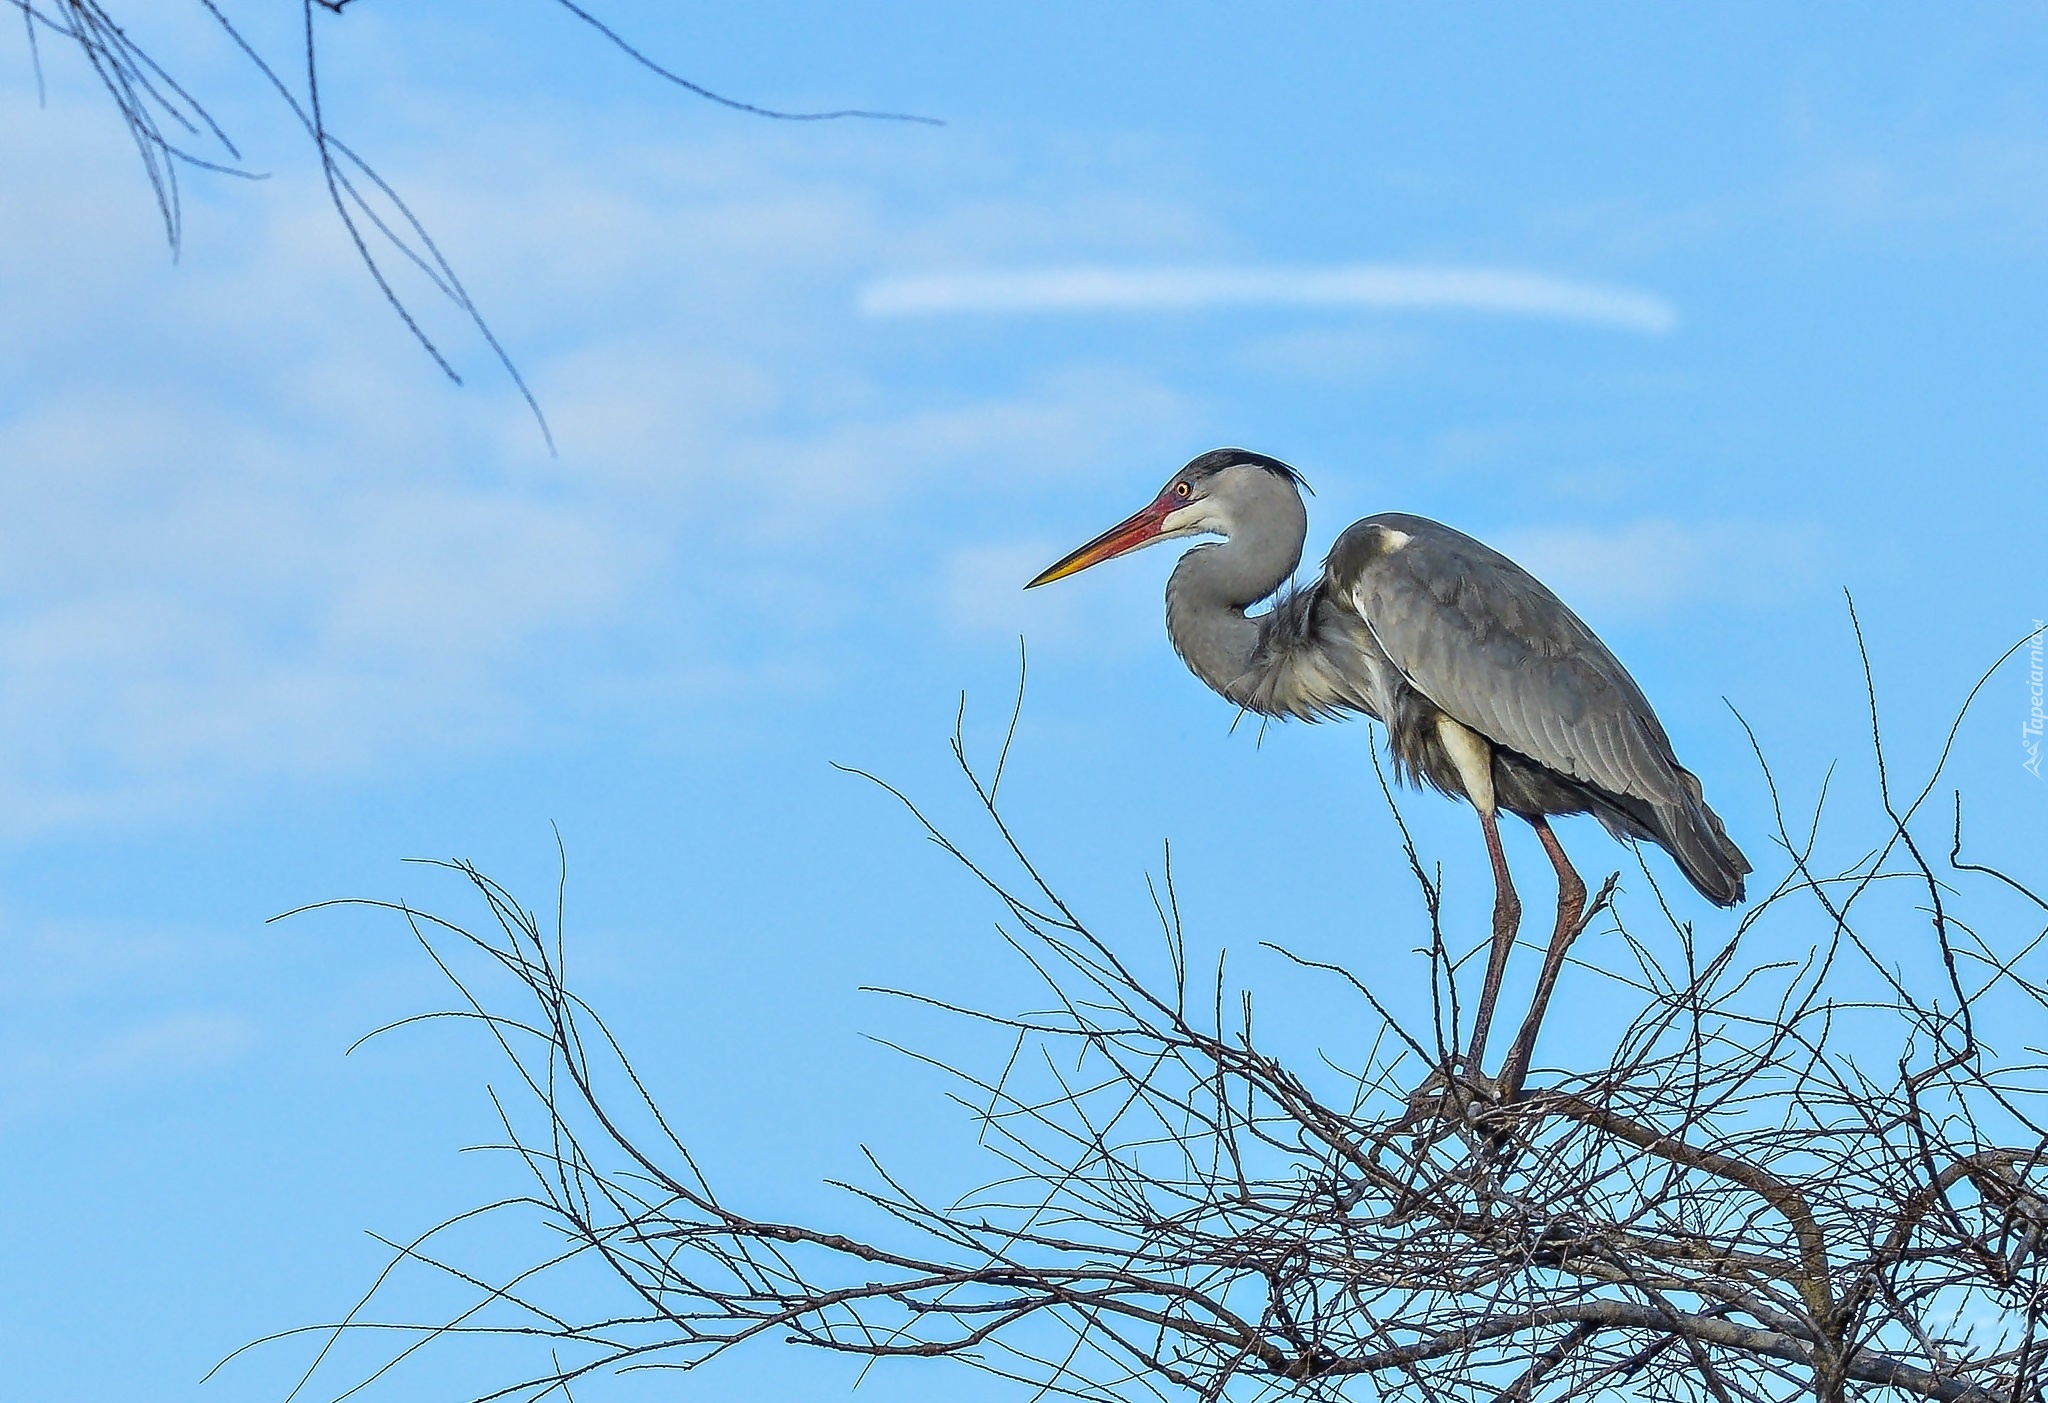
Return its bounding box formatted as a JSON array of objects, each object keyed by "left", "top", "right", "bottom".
[{"left": 3, "top": 4, "right": 2046, "bottom": 1399}]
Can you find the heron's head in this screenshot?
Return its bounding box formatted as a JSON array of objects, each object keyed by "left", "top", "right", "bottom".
[{"left": 1025, "top": 449, "right": 1308, "bottom": 588}]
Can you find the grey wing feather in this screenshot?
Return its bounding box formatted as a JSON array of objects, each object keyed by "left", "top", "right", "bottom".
[{"left": 1336, "top": 513, "right": 1689, "bottom": 807}]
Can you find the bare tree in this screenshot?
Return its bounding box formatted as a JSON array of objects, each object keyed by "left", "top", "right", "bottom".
[
  {"left": 7, "top": 1, "right": 937, "bottom": 441},
  {"left": 235, "top": 628, "right": 2048, "bottom": 1403}
]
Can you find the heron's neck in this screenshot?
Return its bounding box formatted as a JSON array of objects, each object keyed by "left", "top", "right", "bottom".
[{"left": 1165, "top": 516, "right": 1303, "bottom": 705}]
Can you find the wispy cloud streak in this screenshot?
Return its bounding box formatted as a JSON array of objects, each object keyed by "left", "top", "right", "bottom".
[{"left": 860, "top": 264, "right": 1677, "bottom": 334}]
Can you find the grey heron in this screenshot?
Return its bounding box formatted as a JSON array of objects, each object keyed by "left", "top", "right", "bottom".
[{"left": 1026, "top": 448, "right": 1749, "bottom": 1084}]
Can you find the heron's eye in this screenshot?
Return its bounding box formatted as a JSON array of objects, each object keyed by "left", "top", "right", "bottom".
[{"left": 1173, "top": 481, "right": 1192, "bottom": 499}]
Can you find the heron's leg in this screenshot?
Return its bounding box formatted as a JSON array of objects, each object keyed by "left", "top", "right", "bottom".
[
  {"left": 1433, "top": 715, "right": 1522, "bottom": 1074},
  {"left": 1461, "top": 803, "right": 1522, "bottom": 1073},
  {"left": 1499, "top": 816, "right": 1588, "bottom": 1100}
]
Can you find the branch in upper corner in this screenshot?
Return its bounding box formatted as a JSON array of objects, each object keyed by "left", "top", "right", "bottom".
[
  {"left": 12, "top": 0, "right": 259, "bottom": 254},
  {"left": 14, "top": 0, "right": 941, "bottom": 447},
  {"left": 549, "top": 0, "right": 943, "bottom": 125}
]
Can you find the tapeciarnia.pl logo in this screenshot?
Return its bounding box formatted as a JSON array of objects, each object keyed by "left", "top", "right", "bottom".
[{"left": 2025, "top": 619, "right": 2044, "bottom": 779}]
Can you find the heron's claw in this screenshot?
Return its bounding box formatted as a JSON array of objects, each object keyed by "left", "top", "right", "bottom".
[{"left": 1398, "top": 1063, "right": 1500, "bottom": 1134}]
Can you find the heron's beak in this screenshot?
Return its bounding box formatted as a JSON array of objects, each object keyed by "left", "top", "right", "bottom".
[{"left": 1025, "top": 493, "right": 1177, "bottom": 588}]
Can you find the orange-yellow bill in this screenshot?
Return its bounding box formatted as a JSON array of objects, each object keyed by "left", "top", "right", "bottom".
[{"left": 1025, "top": 493, "right": 1175, "bottom": 588}]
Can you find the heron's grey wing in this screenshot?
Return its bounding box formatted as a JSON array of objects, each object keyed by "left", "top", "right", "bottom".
[{"left": 1332, "top": 513, "right": 1689, "bottom": 806}]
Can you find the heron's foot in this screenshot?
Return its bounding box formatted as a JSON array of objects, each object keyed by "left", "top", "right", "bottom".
[{"left": 1398, "top": 1062, "right": 1501, "bottom": 1134}]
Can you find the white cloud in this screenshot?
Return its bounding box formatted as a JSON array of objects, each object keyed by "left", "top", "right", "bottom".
[
  {"left": 1491, "top": 519, "right": 1816, "bottom": 623},
  {"left": 0, "top": 76, "right": 1726, "bottom": 836},
  {"left": 0, "top": 913, "right": 204, "bottom": 1001},
  {"left": 940, "top": 539, "right": 1074, "bottom": 638},
  {"left": 858, "top": 264, "right": 1677, "bottom": 334},
  {"left": 0, "top": 1012, "right": 256, "bottom": 1122},
  {"left": 0, "top": 93, "right": 1219, "bottom": 832},
  {"left": 0, "top": 902, "right": 258, "bottom": 1122}
]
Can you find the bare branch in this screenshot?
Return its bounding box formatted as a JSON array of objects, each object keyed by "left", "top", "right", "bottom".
[{"left": 252, "top": 643, "right": 2048, "bottom": 1403}]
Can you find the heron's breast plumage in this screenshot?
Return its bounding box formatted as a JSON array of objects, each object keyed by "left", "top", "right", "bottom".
[{"left": 1215, "top": 583, "right": 1390, "bottom": 722}]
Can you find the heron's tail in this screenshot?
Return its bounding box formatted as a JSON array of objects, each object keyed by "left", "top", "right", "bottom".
[
  {"left": 1589, "top": 770, "right": 1750, "bottom": 907},
  {"left": 1646, "top": 770, "right": 1750, "bottom": 907}
]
